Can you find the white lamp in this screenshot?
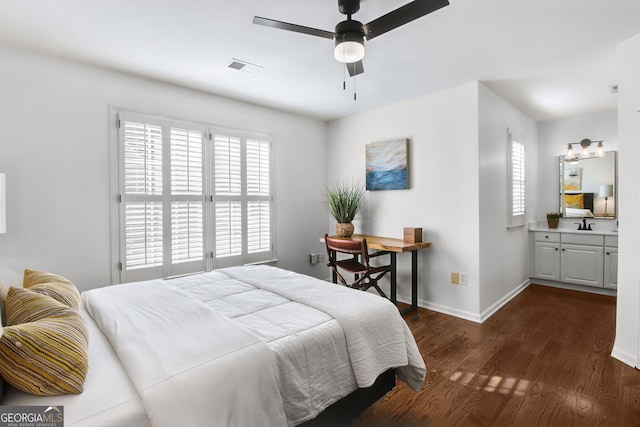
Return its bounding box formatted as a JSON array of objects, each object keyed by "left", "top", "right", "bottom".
[
  {"left": 599, "top": 184, "right": 614, "bottom": 216},
  {"left": 0, "top": 173, "right": 5, "bottom": 234}
]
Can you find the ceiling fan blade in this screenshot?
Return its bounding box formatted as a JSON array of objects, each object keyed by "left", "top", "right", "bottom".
[
  {"left": 363, "top": 0, "right": 449, "bottom": 40},
  {"left": 253, "top": 16, "right": 335, "bottom": 39},
  {"left": 346, "top": 60, "right": 364, "bottom": 77}
]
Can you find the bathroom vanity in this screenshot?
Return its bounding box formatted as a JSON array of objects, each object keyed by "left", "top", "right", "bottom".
[{"left": 531, "top": 226, "right": 617, "bottom": 291}]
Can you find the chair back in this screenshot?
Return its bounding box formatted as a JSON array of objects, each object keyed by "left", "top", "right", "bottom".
[{"left": 324, "top": 235, "right": 371, "bottom": 265}]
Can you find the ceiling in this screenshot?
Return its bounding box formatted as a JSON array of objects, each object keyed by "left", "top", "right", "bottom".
[{"left": 1, "top": 0, "right": 639, "bottom": 122}]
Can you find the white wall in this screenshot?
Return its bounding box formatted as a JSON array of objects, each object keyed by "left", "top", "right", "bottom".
[
  {"left": 477, "top": 84, "right": 538, "bottom": 317},
  {"left": 327, "top": 82, "right": 538, "bottom": 321},
  {"left": 0, "top": 46, "right": 329, "bottom": 291},
  {"left": 612, "top": 32, "right": 640, "bottom": 368},
  {"left": 329, "top": 82, "right": 485, "bottom": 320},
  {"left": 537, "top": 110, "right": 618, "bottom": 226}
]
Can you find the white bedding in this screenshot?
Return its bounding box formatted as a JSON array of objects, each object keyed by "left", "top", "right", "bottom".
[
  {"left": 2, "top": 265, "right": 425, "bottom": 427},
  {"left": 216, "top": 266, "right": 425, "bottom": 391},
  {"left": 2, "top": 308, "right": 150, "bottom": 427},
  {"left": 82, "top": 279, "right": 287, "bottom": 427}
]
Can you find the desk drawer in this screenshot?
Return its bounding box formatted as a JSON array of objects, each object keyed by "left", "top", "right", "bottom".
[
  {"left": 535, "top": 232, "right": 560, "bottom": 243},
  {"left": 561, "top": 233, "right": 604, "bottom": 246}
]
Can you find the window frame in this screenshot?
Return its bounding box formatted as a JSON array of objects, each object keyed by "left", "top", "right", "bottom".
[{"left": 109, "top": 107, "right": 275, "bottom": 284}]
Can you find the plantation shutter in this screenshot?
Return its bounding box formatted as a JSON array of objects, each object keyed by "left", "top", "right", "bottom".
[
  {"left": 120, "top": 116, "right": 165, "bottom": 282},
  {"left": 169, "top": 125, "right": 206, "bottom": 277},
  {"left": 117, "top": 113, "right": 206, "bottom": 282},
  {"left": 212, "top": 131, "right": 274, "bottom": 268},
  {"left": 246, "top": 138, "right": 271, "bottom": 254},
  {"left": 113, "top": 110, "right": 275, "bottom": 283},
  {"left": 508, "top": 130, "right": 527, "bottom": 228}
]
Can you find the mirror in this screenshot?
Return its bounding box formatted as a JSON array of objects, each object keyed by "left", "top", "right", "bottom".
[{"left": 559, "top": 151, "right": 617, "bottom": 218}]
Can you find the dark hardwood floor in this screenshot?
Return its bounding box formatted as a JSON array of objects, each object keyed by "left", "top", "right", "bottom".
[{"left": 352, "top": 284, "right": 640, "bottom": 426}]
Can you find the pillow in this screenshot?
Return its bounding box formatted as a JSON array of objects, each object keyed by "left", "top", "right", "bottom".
[
  {"left": 565, "top": 207, "right": 594, "bottom": 218},
  {"left": 23, "top": 269, "right": 81, "bottom": 310},
  {"left": 564, "top": 193, "right": 584, "bottom": 209},
  {"left": 0, "top": 287, "right": 89, "bottom": 395}
]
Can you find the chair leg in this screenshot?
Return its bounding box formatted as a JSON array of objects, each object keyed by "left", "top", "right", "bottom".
[{"left": 360, "top": 279, "right": 387, "bottom": 298}]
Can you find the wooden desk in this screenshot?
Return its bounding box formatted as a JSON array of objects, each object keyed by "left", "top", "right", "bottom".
[{"left": 326, "top": 234, "right": 432, "bottom": 314}]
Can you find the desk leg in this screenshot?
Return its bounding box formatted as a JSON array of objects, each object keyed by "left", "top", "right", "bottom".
[
  {"left": 390, "top": 252, "right": 397, "bottom": 304},
  {"left": 411, "top": 250, "right": 418, "bottom": 311},
  {"left": 400, "top": 250, "right": 419, "bottom": 315},
  {"left": 330, "top": 250, "right": 337, "bottom": 284}
]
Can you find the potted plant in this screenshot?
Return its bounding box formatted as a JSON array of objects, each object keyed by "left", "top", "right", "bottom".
[
  {"left": 546, "top": 212, "right": 561, "bottom": 229},
  {"left": 325, "top": 179, "right": 365, "bottom": 237}
]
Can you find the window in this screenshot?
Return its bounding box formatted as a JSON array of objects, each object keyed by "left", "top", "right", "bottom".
[
  {"left": 112, "top": 110, "right": 274, "bottom": 283},
  {"left": 507, "top": 130, "right": 526, "bottom": 228}
]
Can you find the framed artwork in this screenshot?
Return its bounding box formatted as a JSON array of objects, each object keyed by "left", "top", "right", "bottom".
[
  {"left": 366, "top": 138, "right": 409, "bottom": 190},
  {"left": 564, "top": 167, "right": 582, "bottom": 191}
]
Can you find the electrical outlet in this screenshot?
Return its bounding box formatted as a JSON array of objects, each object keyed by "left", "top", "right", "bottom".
[
  {"left": 459, "top": 272, "right": 468, "bottom": 285},
  {"left": 451, "top": 272, "right": 459, "bottom": 284},
  {"left": 309, "top": 254, "right": 319, "bottom": 264}
]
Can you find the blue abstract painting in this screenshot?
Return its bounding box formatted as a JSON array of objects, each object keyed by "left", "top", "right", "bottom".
[{"left": 366, "top": 139, "right": 409, "bottom": 190}]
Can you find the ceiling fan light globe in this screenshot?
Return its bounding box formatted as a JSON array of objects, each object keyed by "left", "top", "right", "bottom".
[{"left": 334, "top": 40, "right": 365, "bottom": 63}]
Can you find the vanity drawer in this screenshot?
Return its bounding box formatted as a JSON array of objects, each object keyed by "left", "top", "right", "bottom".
[
  {"left": 535, "top": 232, "right": 560, "bottom": 243},
  {"left": 561, "top": 233, "right": 604, "bottom": 246},
  {"left": 605, "top": 235, "right": 618, "bottom": 247}
]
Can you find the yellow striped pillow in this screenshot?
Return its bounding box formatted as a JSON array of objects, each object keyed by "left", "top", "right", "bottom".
[
  {"left": 0, "top": 287, "right": 89, "bottom": 395},
  {"left": 23, "top": 269, "right": 81, "bottom": 310}
]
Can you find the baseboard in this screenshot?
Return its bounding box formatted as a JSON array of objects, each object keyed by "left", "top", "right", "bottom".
[
  {"left": 418, "top": 300, "right": 483, "bottom": 323},
  {"left": 532, "top": 279, "right": 617, "bottom": 296},
  {"left": 611, "top": 346, "right": 638, "bottom": 369},
  {"left": 479, "top": 279, "right": 531, "bottom": 322}
]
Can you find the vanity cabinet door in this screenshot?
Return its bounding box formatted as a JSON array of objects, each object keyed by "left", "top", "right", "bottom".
[
  {"left": 560, "top": 244, "right": 604, "bottom": 288},
  {"left": 534, "top": 242, "right": 560, "bottom": 281},
  {"left": 604, "top": 247, "right": 618, "bottom": 290}
]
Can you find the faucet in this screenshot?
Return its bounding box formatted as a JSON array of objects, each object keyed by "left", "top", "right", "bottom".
[{"left": 575, "top": 218, "right": 594, "bottom": 231}]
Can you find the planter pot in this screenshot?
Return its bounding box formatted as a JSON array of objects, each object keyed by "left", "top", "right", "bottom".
[
  {"left": 547, "top": 217, "right": 559, "bottom": 229},
  {"left": 335, "top": 223, "right": 354, "bottom": 237}
]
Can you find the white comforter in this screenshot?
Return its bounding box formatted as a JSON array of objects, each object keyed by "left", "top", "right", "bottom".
[
  {"left": 82, "top": 280, "right": 287, "bottom": 427},
  {"left": 219, "top": 265, "right": 426, "bottom": 391},
  {"left": 81, "top": 265, "right": 425, "bottom": 427}
]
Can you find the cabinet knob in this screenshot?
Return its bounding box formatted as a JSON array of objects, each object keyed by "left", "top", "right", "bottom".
[
  {"left": 545, "top": 235, "right": 549, "bottom": 239},
  {"left": 606, "top": 252, "right": 610, "bottom": 255},
  {"left": 561, "top": 248, "right": 565, "bottom": 251},
  {"left": 555, "top": 248, "right": 559, "bottom": 251}
]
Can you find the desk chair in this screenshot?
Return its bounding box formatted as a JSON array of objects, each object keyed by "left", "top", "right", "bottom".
[{"left": 324, "top": 234, "right": 391, "bottom": 298}]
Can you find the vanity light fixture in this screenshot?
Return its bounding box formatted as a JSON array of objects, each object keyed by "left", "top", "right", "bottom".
[{"left": 565, "top": 139, "right": 605, "bottom": 161}]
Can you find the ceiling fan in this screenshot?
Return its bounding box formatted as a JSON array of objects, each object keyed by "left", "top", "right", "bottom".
[{"left": 253, "top": 0, "right": 450, "bottom": 77}]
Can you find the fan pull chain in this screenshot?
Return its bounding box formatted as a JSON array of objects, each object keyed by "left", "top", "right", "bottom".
[
  {"left": 342, "top": 34, "right": 347, "bottom": 91},
  {"left": 343, "top": 63, "right": 346, "bottom": 91},
  {"left": 353, "top": 74, "right": 357, "bottom": 101}
]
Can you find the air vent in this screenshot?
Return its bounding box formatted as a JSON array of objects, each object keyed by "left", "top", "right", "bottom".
[{"left": 226, "top": 59, "right": 263, "bottom": 74}]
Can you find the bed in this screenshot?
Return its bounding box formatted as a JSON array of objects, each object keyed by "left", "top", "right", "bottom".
[
  {"left": 563, "top": 192, "right": 594, "bottom": 216},
  {"left": 0, "top": 265, "right": 425, "bottom": 427}
]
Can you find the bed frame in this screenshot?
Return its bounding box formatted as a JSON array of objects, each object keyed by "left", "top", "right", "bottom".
[{"left": 299, "top": 369, "right": 396, "bottom": 426}]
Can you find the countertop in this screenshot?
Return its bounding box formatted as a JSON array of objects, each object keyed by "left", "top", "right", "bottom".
[{"left": 529, "top": 223, "right": 619, "bottom": 236}]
